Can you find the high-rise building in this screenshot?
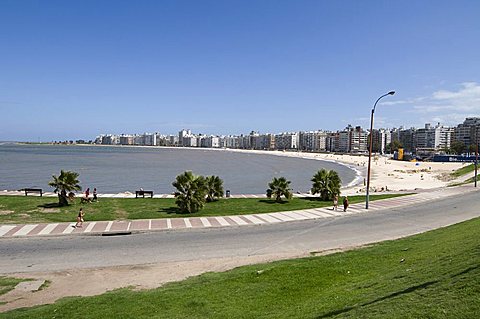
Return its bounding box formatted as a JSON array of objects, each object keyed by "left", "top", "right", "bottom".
[
  {"left": 275, "top": 132, "right": 299, "bottom": 150},
  {"left": 454, "top": 117, "right": 480, "bottom": 147},
  {"left": 299, "top": 131, "right": 327, "bottom": 151}
]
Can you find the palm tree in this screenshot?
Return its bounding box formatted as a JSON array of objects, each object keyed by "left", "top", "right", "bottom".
[
  {"left": 266, "top": 177, "right": 292, "bottom": 203},
  {"left": 205, "top": 175, "right": 224, "bottom": 202},
  {"left": 48, "top": 170, "right": 82, "bottom": 206},
  {"left": 310, "top": 169, "right": 341, "bottom": 201},
  {"left": 172, "top": 171, "right": 207, "bottom": 213}
]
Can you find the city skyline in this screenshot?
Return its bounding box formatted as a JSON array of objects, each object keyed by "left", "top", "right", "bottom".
[
  {"left": 1, "top": 1, "right": 480, "bottom": 141},
  {"left": 90, "top": 117, "right": 478, "bottom": 158}
]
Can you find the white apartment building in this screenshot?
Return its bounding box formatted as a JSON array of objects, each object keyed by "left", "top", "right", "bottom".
[
  {"left": 337, "top": 126, "right": 367, "bottom": 153},
  {"left": 299, "top": 131, "right": 327, "bottom": 151},
  {"left": 415, "top": 123, "right": 453, "bottom": 151},
  {"left": 275, "top": 132, "right": 299, "bottom": 150}
]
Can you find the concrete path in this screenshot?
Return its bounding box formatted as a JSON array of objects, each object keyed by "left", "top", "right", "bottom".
[{"left": 1, "top": 185, "right": 476, "bottom": 239}]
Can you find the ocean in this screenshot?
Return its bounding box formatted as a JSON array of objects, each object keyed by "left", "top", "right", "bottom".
[{"left": 0, "top": 144, "right": 357, "bottom": 194}]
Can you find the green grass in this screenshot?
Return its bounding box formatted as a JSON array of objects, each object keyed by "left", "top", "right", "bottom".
[
  {"left": 450, "top": 163, "right": 476, "bottom": 177},
  {"left": 2, "top": 217, "right": 479, "bottom": 318},
  {"left": 0, "top": 277, "right": 28, "bottom": 297},
  {"left": 0, "top": 194, "right": 407, "bottom": 224},
  {"left": 448, "top": 174, "right": 480, "bottom": 187}
]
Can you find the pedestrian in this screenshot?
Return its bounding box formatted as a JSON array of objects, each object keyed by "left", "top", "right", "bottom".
[
  {"left": 333, "top": 194, "right": 338, "bottom": 211},
  {"left": 93, "top": 188, "right": 98, "bottom": 202},
  {"left": 343, "top": 196, "right": 349, "bottom": 212},
  {"left": 75, "top": 208, "right": 85, "bottom": 228},
  {"left": 85, "top": 188, "right": 90, "bottom": 199}
]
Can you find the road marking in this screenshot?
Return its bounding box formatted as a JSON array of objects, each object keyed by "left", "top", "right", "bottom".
[
  {"left": 229, "top": 216, "right": 248, "bottom": 225},
  {"left": 63, "top": 223, "right": 76, "bottom": 234},
  {"left": 345, "top": 207, "right": 363, "bottom": 213},
  {"left": 282, "top": 211, "right": 308, "bottom": 220},
  {"left": 166, "top": 219, "right": 172, "bottom": 229},
  {"left": 38, "top": 223, "right": 59, "bottom": 235},
  {"left": 184, "top": 218, "right": 192, "bottom": 228},
  {"left": 127, "top": 222, "right": 131, "bottom": 231},
  {"left": 270, "top": 212, "right": 295, "bottom": 221},
  {"left": 243, "top": 215, "right": 265, "bottom": 224},
  {"left": 13, "top": 224, "right": 38, "bottom": 236},
  {"left": 0, "top": 225, "right": 17, "bottom": 237},
  {"left": 84, "top": 222, "right": 96, "bottom": 233},
  {"left": 294, "top": 211, "right": 319, "bottom": 219},
  {"left": 257, "top": 214, "right": 282, "bottom": 223},
  {"left": 307, "top": 210, "right": 334, "bottom": 218},
  {"left": 312, "top": 209, "right": 336, "bottom": 217},
  {"left": 325, "top": 209, "right": 343, "bottom": 216},
  {"left": 148, "top": 220, "right": 152, "bottom": 230},
  {"left": 200, "top": 217, "right": 212, "bottom": 227},
  {"left": 215, "top": 217, "right": 230, "bottom": 226},
  {"left": 105, "top": 221, "right": 113, "bottom": 232}
]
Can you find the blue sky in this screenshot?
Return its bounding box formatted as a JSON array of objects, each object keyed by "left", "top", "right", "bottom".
[{"left": 1, "top": 0, "right": 479, "bottom": 141}]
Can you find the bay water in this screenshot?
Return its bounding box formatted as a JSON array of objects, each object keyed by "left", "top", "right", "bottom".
[{"left": 0, "top": 144, "right": 357, "bottom": 194}]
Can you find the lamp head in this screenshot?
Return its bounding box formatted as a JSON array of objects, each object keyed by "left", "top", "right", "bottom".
[{"left": 388, "top": 91, "right": 395, "bottom": 95}]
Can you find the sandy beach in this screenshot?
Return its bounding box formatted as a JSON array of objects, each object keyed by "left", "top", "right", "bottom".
[{"left": 222, "top": 148, "right": 468, "bottom": 194}]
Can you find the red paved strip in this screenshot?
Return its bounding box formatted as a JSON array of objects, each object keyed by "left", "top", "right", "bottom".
[
  {"left": 130, "top": 220, "right": 149, "bottom": 231},
  {"left": 92, "top": 221, "right": 109, "bottom": 232},
  {"left": 171, "top": 218, "right": 186, "bottom": 229},
  {"left": 110, "top": 221, "right": 129, "bottom": 232},
  {"left": 3, "top": 225, "right": 23, "bottom": 237},
  {"left": 189, "top": 218, "right": 204, "bottom": 228},
  {"left": 72, "top": 224, "right": 87, "bottom": 233},
  {"left": 238, "top": 216, "right": 254, "bottom": 224},
  {"left": 49, "top": 223, "right": 70, "bottom": 235},
  {"left": 27, "top": 224, "right": 48, "bottom": 236},
  {"left": 206, "top": 217, "right": 221, "bottom": 227},
  {"left": 151, "top": 219, "right": 167, "bottom": 230}
]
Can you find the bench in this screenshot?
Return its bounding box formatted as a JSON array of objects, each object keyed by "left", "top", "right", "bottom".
[
  {"left": 80, "top": 197, "right": 92, "bottom": 204},
  {"left": 24, "top": 188, "right": 43, "bottom": 196},
  {"left": 136, "top": 190, "right": 153, "bottom": 198}
]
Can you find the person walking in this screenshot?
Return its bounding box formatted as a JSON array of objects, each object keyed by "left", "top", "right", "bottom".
[
  {"left": 93, "top": 188, "right": 98, "bottom": 202},
  {"left": 85, "top": 188, "right": 90, "bottom": 199},
  {"left": 75, "top": 208, "right": 85, "bottom": 228},
  {"left": 343, "top": 196, "right": 349, "bottom": 212},
  {"left": 333, "top": 194, "right": 338, "bottom": 211}
]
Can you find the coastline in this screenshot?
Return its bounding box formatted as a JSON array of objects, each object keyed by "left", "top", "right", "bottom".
[{"left": 12, "top": 143, "right": 467, "bottom": 194}]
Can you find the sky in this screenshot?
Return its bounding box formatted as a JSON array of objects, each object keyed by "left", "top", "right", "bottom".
[{"left": 1, "top": 0, "right": 480, "bottom": 141}]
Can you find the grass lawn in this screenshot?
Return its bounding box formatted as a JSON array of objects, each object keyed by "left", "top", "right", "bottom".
[
  {"left": 448, "top": 174, "right": 480, "bottom": 187},
  {"left": 0, "top": 194, "right": 407, "bottom": 224},
  {"left": 2, "top": 217, "right": 479, "bottom": 318},
  {"left": 450, "top": 163, "right": 476, "bottom": 177},
  {"left": 0, "top": 277, "right": 26, "bottom": 298}
]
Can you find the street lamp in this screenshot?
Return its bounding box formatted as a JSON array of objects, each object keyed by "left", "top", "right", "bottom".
[
  {"left": 475, "top": 140, "right": 478, "bottom": 187},
  {"left": 366, "top": 90, "right": 395, "bottom": 209}
]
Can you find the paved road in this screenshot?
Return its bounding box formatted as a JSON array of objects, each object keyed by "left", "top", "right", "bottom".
[
  {"left": 1, "top": 189, "right": 479, "bottom": 274},
  {"left": 0, "top": 189, "right": 456, "bottom": 238}
]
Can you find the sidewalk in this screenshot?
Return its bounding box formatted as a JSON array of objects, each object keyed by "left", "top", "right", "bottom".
[{"left": 0, "top": 185, "right": 477, "bottom": 239}]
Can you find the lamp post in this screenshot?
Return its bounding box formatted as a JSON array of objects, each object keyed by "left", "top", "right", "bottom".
[
  {"left": 475, "top": 141, "right": 478, "bottom": 187},
  {"left": 366, "top": 91, "right": 395, "bottom": 209}
]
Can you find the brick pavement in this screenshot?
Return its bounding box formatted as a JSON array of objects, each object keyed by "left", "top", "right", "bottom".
[{"left": 0, "top": 186, "right": 477, "bottom": 238}]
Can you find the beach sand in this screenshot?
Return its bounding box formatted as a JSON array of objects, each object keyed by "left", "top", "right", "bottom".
[{"left": 223, "top": 149, "right": 467, "bottom": 194}]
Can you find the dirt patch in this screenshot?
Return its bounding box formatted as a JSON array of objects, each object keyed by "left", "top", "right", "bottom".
[
  {"left": 116, "top": 208, "right": 128, "bottom": 220},
  {"left": 39, "top": 208, "right": 60, "bottom": 214},
  {"left": 0, "top": 252, "right": 305, "bottom": 312},
  {"left": 436, "top": 172, "right": 455, "bottom": 182},
  {"left": 0, "top": 210, "right": 14, "bottom": 216}
]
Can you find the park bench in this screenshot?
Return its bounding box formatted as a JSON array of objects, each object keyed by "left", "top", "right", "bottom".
[
  {"left": 80, "top": 196, "right": 92, "bottom": 204},
  {"left": 24, "top": 188, "right": 43, "bottom": 196},
  {"left": 136, "top": 190, "right": 153, "bottom": 198}
]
